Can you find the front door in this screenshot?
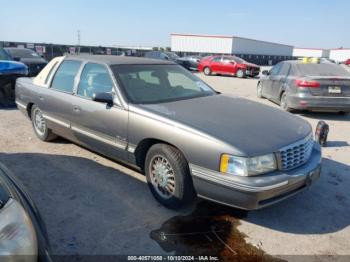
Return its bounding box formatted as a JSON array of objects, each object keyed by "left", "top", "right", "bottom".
[{"left": 71, "top": 62, "right": 128, "bottom": 160}]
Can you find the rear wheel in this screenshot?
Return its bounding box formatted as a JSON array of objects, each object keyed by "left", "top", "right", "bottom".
[
  {"left": 236, "top": 69, "right": 245, "bottom": 78},
  {"left": 31, "top": 105, "right": 57, "bottom": 141},
  {"left": 280, "top": 92, "right": 292, "bottom": 112},
  {"left": 145, "top": 144, "right": 195, "bottom": 209},
  {"left": 203, "top": 67, "right": 211, "bottom": 76},
  {"left": 257, "top": 82, "right": 264, "bottom": 98}
]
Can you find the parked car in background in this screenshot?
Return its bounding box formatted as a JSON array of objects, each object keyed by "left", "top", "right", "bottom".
[
  {"left": 16, "top": 55, "right": 321, "bottom": 210},
  {"left": 345, "top": 59, "right": 350, "bottom": 66},
  {"left": 144, "top": 51, "right": 194, "bottom": 70},
  {"left": 198, "top": 55, "right": 260, "bottom": 78},
  {"left": 0, "top": 162, "right": 51, "bottom": 261},
  {"left": 4, "top": 48, "right": 47, "bottom": 76},
  {"left": 257, "top": 60, "right": 350, "bottom": 113},
  {"left": 319, "top": 57, "right": 336, "bottom": 64},
  {"left": 0, "top": 48, "right": 28, "bottom": 106},
  {"left": 177, "top": 56, "right": 201, "bottom": 71}
]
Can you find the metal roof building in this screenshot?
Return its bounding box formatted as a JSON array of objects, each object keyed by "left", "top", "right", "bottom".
[{"left": 171, "top": 33, "right": 294, "bottom": 56}]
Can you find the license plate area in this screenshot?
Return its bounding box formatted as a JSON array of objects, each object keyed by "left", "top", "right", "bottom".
[{"left": 328, "top": 86, "right": 342, "bottom": 94}]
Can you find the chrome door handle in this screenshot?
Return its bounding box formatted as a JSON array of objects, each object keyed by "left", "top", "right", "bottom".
[{"left": 39, "top": 96, "right": 44, "bottom": 101}]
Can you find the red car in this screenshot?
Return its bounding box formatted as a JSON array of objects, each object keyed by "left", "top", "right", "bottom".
[
  {"left": 198, "top": 55, "right": 260, "bottom": 78},
  {"left": 345, "top": 59, "right": 350, "bottom": 66}
]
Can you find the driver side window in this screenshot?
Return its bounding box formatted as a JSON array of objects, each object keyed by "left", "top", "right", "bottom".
[{"left": 77, "top": 63, "right": 114, "bottom": 99}]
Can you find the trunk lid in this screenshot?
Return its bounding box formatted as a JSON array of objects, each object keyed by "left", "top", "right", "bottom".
[{"left": 303, "top": 76, "right": 350, "bottom": 97}]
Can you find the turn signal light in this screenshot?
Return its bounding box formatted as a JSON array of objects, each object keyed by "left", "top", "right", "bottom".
[{"left": 295, "top": 79, "right": 320, "bottom": 88}]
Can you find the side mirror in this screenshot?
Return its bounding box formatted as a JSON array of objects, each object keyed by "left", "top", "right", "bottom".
[
  {"left": 13, "top": 57, "right": 21, "bottom": 62},
  {"left": 92, "top": 92, "right": 114, "bottom": 106},
  {"left": 164, "top": 56, "right": 169, "bottom": 60},
  {"left": 262, "top": 70, "right": 269, "bottom": 75}
]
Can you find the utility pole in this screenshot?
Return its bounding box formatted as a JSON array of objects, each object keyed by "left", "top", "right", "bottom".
[{"left": 77, "top": 30, "right": 81, "bottom": 55}]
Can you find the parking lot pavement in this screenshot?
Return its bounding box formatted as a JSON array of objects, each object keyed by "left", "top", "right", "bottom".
[{"left": 0, "top": 73, "right": 349, "bottom": 259}]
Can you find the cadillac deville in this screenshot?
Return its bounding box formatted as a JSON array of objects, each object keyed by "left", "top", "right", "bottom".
[{"left": 15, "top": 55, "right": 322, "bottom": 210}]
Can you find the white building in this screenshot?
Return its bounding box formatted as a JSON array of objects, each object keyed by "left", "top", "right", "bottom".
[
  {"left": 329, "top": 49, "right": 350, "bottom": 62},
  {"left": 171, "top": 33, "right": 294, "bottom": 57},
  {"left": 292, "top": 48, "right": 326, "bottom": 58}
]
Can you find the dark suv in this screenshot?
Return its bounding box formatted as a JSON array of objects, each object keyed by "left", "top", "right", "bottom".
[{"left": 4, "top": 48, "right": 47, "bottom": 76}]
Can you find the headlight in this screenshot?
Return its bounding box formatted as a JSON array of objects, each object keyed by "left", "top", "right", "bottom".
[
  {"left": 0, "top": 198, "right": 37, "bottom": 261},
  {"left": 220, "top": 153, "right": 277, "bottom": 176}
]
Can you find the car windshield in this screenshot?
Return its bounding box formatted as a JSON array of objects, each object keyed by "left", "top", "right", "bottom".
[
  {"left": 296, "top": 63, "right": 350, "bottom": 76},
  {"left": 113, "top": 64, "right": 216, "bottom": 104},
  {"left": 230, "top": 56, "right": 246, "bottom": 63},
  {"left": 0, "top": 49, "right": 9, "bottom": 60},
  {"left": 165, "top": 52, "right": 179, "bottom": 60},
  {"left": 7, "top": 48, "right": 40, "bottom": 59}
]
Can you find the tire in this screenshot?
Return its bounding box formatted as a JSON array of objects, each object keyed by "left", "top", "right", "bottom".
[
  {"left": 236, "top": 69, "right": 245, "bottom": 78},
  {"left": 257, "top": 82, "right": 264, "bottom": 98},
  {"left": 203, "top": 67, "right": 211, "bottom": 76},
  {"left": 145, "top": 144, "right": 195, "bottom": 209},
  {"left": 31, "top": 105, "right": 57, "bottom": 141},
  {"left": 280, "top": 92, "right": 292, "bottom": 112}
]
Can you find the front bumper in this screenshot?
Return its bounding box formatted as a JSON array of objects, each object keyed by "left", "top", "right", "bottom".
[
  {"left": 190, "top": 144, "right": 322, "bottom": 210},
  {"left": 287, "top": 93, "right": 350, "bottom": 112}
]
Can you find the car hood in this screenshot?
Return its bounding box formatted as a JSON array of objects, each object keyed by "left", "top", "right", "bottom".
[
  {"left": 137, "top": 95, "right": 312, "bottom": 156},
  {"left": 243, "top": 62, "right": 259, "bottom": 68}
]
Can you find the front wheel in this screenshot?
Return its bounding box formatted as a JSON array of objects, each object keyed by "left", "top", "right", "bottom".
[
  {"left": 145, "top": 144, "right": 195, "bottom": 209},
  {"left": 236, "top": 69, "right": 245, "bottom": 78},
  {"left": 31, "top": 105, "right": 57, "bottom": 141}
]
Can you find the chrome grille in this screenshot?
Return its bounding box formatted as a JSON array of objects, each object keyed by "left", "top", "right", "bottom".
[{"left": 278, "top": 134, "right": 314, "bottom": 170}]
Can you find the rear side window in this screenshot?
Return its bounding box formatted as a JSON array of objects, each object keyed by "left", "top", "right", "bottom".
[
  {"left": 77, "top": 63, "right": 114, "bottom": 98},
  {"left": 270, "top": 62, "right": 283, "bottom": 75},
  {"left": 51, "top": 60, "right": 81, "bottom": 92},
  {"left": 279, "top": 63, "right": 291, "bottom": 76}
]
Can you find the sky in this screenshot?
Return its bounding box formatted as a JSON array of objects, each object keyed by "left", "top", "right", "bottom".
[{"left": 1, "top": 0, "right": 349, "bottom": 49}]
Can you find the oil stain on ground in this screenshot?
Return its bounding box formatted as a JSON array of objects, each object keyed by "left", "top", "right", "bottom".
[{"left": 150, "top": 201, "right": 283, "bottom": 262}]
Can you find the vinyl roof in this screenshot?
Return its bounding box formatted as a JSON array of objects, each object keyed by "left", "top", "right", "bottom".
[{"left": 65, "top": 55, "right": 175, "bottom": 65}]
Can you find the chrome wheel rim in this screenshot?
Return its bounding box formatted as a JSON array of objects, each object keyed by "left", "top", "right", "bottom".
[
  {"left": 257, "top": 83, "right": 262, "bottom": 97},
  {"left": 33, "top": 108, "right": 46, "bottom": 136},
  {"left": 281, "top": 94, "right": 287, "bottom": 110},
  {"left": 204, "top": 67, "right": 210, "bottom": 75},
  {"left": 237, "top": 70, "right": 243, "bottom": 78},
  {"left": 149, "top": 155, "right": 175, "bottom": 199}
]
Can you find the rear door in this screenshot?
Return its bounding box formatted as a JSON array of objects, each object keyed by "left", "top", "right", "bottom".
[
  {"left": 71, "top": 62, "right": 128, "bottom": 160},
  {"left": 210, "top": 56, "right": 223, "bottom": 73},
  {"left": 263, "top": 62, "right": 282, "bottom": 99},
  {"left": 270, "top": 62, "right": 291, "bottom": 101},
  {"left": 40, "top": 60, "right": 82, "bottom": 139}
]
